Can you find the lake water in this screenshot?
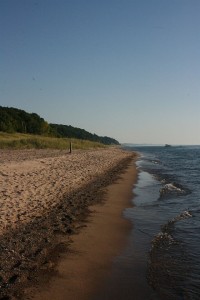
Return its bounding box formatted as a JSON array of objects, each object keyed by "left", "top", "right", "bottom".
[{"left": 96, "top": 145, "right": 200, "bottom": 300}]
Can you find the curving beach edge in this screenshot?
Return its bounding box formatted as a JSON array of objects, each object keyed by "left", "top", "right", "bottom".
[{"left": 0, "top": 148, "right": 138, "bottom": 299}]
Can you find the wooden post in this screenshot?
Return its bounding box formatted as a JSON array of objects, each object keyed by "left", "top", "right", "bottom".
[{"left": 69, "top": 141, "right": 72, "bottom": 153}]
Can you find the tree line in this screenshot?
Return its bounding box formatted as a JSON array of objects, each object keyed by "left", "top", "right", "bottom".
[{"left": 0, "top": 106, "right": 119, "bottom": 145}]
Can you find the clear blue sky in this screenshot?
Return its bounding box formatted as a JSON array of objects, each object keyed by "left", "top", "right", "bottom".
[{"left": 1, "top": 0, "right": 200, "bottom": 144}]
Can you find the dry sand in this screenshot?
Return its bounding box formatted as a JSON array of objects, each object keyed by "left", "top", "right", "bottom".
[
  {"left": 0, "top": 148, "right": 137, "bottom": 299},
  {"left": 0, "top": 148, "right": 132, "bottom": 233}
]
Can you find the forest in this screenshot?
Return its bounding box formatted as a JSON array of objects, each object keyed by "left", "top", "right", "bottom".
[{"left": 0, "top": 106, "right": 119, "bottom": 145}]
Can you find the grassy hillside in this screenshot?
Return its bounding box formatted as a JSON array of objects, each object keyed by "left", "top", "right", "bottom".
[
  {"left": 0, "top": 132, "right": 106, "bottom": 150},
  {"left": 50, "top": 123, "right": 119, "bottom": 145},
  {"left": 0, "top": 106, "right": 120, "bottom": 145}
]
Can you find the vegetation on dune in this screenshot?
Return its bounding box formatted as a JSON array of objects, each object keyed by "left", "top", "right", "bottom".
[
  {"left": 0, "top": 106, "right": 50, "bottom": 135},
  {"left": 0, "top": 106, "right": 120, "bottom": 146},
  {"left": 0, "top": 132, "right": 106, "bottom": 150},
  {"left": 50, "top": 123, "right": 119, "bottom": 145}
]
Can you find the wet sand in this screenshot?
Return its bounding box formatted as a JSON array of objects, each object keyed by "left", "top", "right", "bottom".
[
  {"left": 28, "top": 159, "right": 137, "bottom": 300},
  {"left": 0, "top": 148, "right": 137, "bottom": 299}
]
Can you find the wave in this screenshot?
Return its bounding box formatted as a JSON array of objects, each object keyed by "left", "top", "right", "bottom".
[
  {"left": 170, "top": 210, "right": 192, "bottom": 222},
  {"left": 148, "top": 210, "right": 192, "bottom": 298},
  {"left": 161, "top": 210, "right": 192, "bottom": 234},
  {"left": 150, "top": 209, "right": 192, "bottom": 265},
  {"left": 151, "top": 159, "right": 161, "bottom": 165},
  {"left": 139, "top": 165, "right": 191, "bottom": 199},
  {"left": 150, "top": 209, "right": 192, "bottom": 268},
  {"left": 151, "top": 232, "right": 176, "bottom": 249},
  {"left": 150, "top": 211, "right": 192, "bottom": 247},
  {"left": 159, "top": 182, "right": 190, "bottom": 198}
]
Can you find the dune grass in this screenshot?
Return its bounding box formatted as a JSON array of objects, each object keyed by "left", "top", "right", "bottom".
[{"left": 0, "top": 132, "right": 106, "bottom": 150}]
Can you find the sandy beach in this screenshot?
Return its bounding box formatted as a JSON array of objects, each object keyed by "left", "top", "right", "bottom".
[{"left": 0, "top": 148, "right": 137, "bottom": 299}]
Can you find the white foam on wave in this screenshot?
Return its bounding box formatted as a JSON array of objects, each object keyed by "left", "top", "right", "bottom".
[
  {"left": 160, "top": 183, "right": 184, "bottom": 195},
  {"left": 152, "top": 211, "right": 192, "bottom": 250},
  {"left": 151, "top": 159, "right": 161, "bottom": 165},
  {"left": 171, "top": 210, "right": 192, "bottom": 223}
]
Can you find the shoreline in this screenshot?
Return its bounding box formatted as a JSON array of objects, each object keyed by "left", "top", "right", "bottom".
[
  {"left": 0, "top": 148, "right": 137, "bottom": 299},
  {"left": 27, "top": 157, "right": 138, "bottom": 300}
]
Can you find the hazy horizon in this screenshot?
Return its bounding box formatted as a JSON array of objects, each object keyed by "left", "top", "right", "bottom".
[{"left": 1, "top": 1, "right": 200, "bottom": 145}]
